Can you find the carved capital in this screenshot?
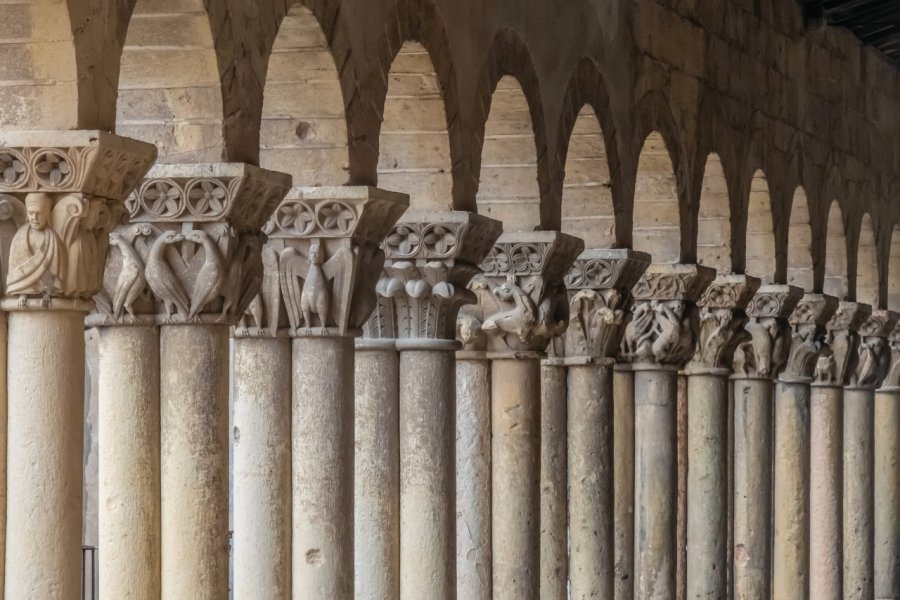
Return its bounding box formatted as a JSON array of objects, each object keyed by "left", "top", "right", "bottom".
[
  {"left": 732, "top": 284, "right": 804, "bottom": 379},
  {"left": 779, "top": 293, "right": 839, "bottom": 382},
  {"left": 848, "top": 309, "right": 899, "bottom": 389},
  {"left": 364, "top": 211, "right": 502, "bottom": 341},
  {"left": 233, "top": 186, "right": 408, "bottom": 338},
  {"left": 883, "top": 319, "right": 900, "bottom": 390},
  {"left": 456, "top": 231, "right": 584, "bottom": 353},
  {"left": 619, "top": 263, "right": 716, "bottom": 368},
  {"left": 813, "top": 301, "right": 870, "bottom": 386},
  {"left": 687, "top": 274, "right": 761, "bottom": 372},
  {"left": 89, "top": 163, "right": 292, "bottom": 327},
  {"left": 561, "top": 249, "right": 651, "bottom": 360},
  {"left": 0, "top": 131, "right": 157, "bottom": 311}
]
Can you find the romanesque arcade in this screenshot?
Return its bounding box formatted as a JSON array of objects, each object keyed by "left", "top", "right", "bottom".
[{"left": 0, "top": 0, "right": 899, "bottom": 599}]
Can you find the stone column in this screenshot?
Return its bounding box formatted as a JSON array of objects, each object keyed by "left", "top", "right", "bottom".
[
  {"left": 560, "top": 249, "right": 649, "bottom": 598},
  {"left": 730, "top": 284, "right": 801, "bottom": 600},
  {"left": 257, "top": 187, "right": 407, "bottom": 600},
  {"left": 619, "top": 263, "right": 716, "bottom": 600},
  {"left": 683, "top": 275, "right": 759, "bottom": 598},
  {"left": 92, "top": 163, "right": 290, "bottom": 600},
  {"left": 375, "top": 212, "right": 500, "bottom": 600},
  {"left": 772, "top": 293, "right": 838, "bottom": 600},
  {"left": 807, "top": 302, "right": 871, "bottom": 600},
  {"left": 842, "top": 310, "right": 897, "bottom": 599},
  {"left": 458, "top": 232, "right": 583, "bottom": 600},
  {"left": 354, "top": 313, "right": 400, "bottom": 600},
  {"left": 876, "top": 320, "right": 900, "bottom": 598},
  {"left": 539, "top": 356, "right": 567, "bottom": 600},
  {"left": 613, "top": 362, "right": 635, "bottom": 600},
  {"left": 0, "top": 132, "right": 156, "bottom": 599}
]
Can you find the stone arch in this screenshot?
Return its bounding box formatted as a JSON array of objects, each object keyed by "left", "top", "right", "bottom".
[
  {"left": 368, "top": 0, "right": 466, "bottom": 206},
  {"left": 744, "top": 169, "right": 777, "bottom": 283},
  {"left": 823, "top": 200, "right": 849, "bottom": 299},
  {"left": 787, "top": 186, "right": 814, "bottom": 290},
  {"left": 472, "top": 29, "right": 550, "bottom": 229},
  {"left": 116, "top": 0, "right": 226, "bottom": 162},
  {"left": 696, "top": 153, "right": 731, "bottom": 272},
  {"left": 632, "top": 130, "right": 682, "bottom": 263},
  {"left": 555, "top": 57, "right": 620, "bottom": 246},
  {"left": 259, "top": 4, "right": 349, "bottom": 186},
  {"left": 857, "top": 213, "right": 879, "bottom": 307},
  {"left": 890, "top": 224, "right": 900, "bottom": 311},
  {"left": 376, "top": 40, "right": 453, "bottom": 210}
]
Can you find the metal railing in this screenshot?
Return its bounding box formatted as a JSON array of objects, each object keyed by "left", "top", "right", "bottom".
[{"left": 82, "top": 546, "right": 97, "bottom": 600}]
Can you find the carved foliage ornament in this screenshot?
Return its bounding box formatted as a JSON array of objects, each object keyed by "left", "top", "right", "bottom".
[{"left": 732, "top": 285, "right": 803, "bottom": 379}]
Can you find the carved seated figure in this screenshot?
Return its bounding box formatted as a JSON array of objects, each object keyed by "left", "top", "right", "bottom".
[{"left": 6, "top": 193, "right": 65, "bottom": 305}]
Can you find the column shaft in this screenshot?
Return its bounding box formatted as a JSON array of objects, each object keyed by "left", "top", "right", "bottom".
[
  {"left": 810, "top": 384, "right": 843, "bottom": 600},
  {"left": 633, "top": 367, "right": 678, "bottom": 600},
  {"left": 0, "top": 312, "right": 6, "bottom": 595},
  {"left": 875, "top": 388, "right": 900, "bottom": 597},
  {"left": 843, "top": 387, "right": 875, "bottom": 599},
  {"left": 685, "top": 372, "right": 728, "bottom": 598},
  {"left": 355, "top": 344, "right": 400, "bottom": 600},
  {"left": 456, "top": 356, "right": 492, "bottom": 600},
  {"left": 540, "top": 362, "right": 567, "bottom": 600},
  {"left": 292, "top": 336, "right": 354, "bottom": 599},
  {"left": 492, "top": 357, "right": 541, "bottom": 599},
  {"left": 232, "top": 337, "right": 292, "bottom": 599},
  {"left": 5, "top": 311, "right": 84, "bottom": 599},
  {"left": 399, "top": 349, "right": 456, "bottom": 599},
  {"left": 568, "top": 363, "right": 614, "bottom": 598},
  {"left": 160, "top": 325, "right": 229, "bottom": 600},
  {"left": 614, "top": 367, "right": 635, "bottom": 600},
  {"left": 772, "top": 380, "right": 811, "bottom": 600},
  {"left": 99, "top": 326, "right": 161, "bottom": 599}
]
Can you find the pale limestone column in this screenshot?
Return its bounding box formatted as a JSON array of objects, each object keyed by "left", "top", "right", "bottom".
[
  {"left": 876, "top": 319, "right": 900, "bottom": 598},
  {"left": 263, "top": 187, "right": 407, "bottom": 600},
  {"left": 620, "top": 263, "right": 715, "bottom": 600},
  {"left": 560, "top": 248, "right": 649, "bottom": 599},
  {"left": 95, "top": 163, "right": 291, "bottom": 600},
  {"left": 730, "top": 284, "right": 801, "bottom": 600},
  {"left": 459, "top": 231, "right": 583, "bottom": 600},
  {"left": 0, "top": 312, "right": 5, "bottom": 595},
  {"left": 455, "top": 351, "right": 492, "bottom": 600},
  {"left": 354, "top": 338, "right": 399, "bottom": 600},
  {"left": 0, "top": 131, "right": 156, "bottom": 599},
  {"left": 683, "top": 275, "right": 759, "bottom": 598},
  {"left": 540, "top": 358, "right": 567, "bottom": 600},
  {"left": 808, "top": 301, "right": 870, "bottom": 600},
  {"left": 379, "top": 212, "right": 500, "bottom": 600},
  {"left": 773, "top": 293, "right": 838, "bottom": 600},
  {"left": 843, "top": 310, "right": 897, "bottom": 599},
  {"left": 613, "top": 363, "right": 635, "bottom": 600},
  {"left": 231, "top": 336, "right": 292, "bottom": 599}
]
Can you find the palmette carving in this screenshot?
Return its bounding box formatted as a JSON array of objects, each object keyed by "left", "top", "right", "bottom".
[
  {"left": 234, "top": 187, "right": 409, "bottom": 338},
  {"left": 619, "top": 264, "right": 716, "bottom": 367},
  {"left": 813, "top": 302, "right": 870, "bottom": 386},
  {"left": 732, "top": 285, "right": 803, "bottom": 378},
  {"left": 457, "top": 232, "right": 583, "bottom": 353},
  {"left": 779, "top": 294, "right": 838, "bottom": 382},
  {"left": 848, "top": 310, "right": 899, "bottom": 389},
  {"left": 687, "top": 275, "right": 760, "bottom": 372}
]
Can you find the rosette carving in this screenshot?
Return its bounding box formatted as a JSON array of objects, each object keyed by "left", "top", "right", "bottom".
[
  {"left": 457, "top": 232, "right": 583, "bottom": 353},
  {"left": 779, "top": 294, "right": 839, "bottom": 382},
  {"left": 687, "top": 275, "right": 760, "bottom": 372}
]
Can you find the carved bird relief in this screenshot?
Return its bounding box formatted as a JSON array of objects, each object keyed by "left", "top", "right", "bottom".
[
  {"left": 187, "top": 229, "right": 226, "bottom": 321},
  {"left": 221, "top": 235, "right": 262, "bottom": 321},
  {"left": 301, "top": 242, "right": 330, "bottom": 332},
  {"left": 145, "top": 231, "right": 190, "bottom": 322},
  {"left": 109, "top": 232, "right": 147, "bottom": 321},
  {"left": 279, "top": 241, "right": 354, "bottom": 335}
]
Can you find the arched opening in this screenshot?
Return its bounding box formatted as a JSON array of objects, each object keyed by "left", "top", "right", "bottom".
[
  {"left": 377, "top": 41, "right": 453, "bottom": 210},
  {"left": 260, "top": 5, "right": 348, "bottom": 186},
  {"left": 117, "top": 0, "right": 224, "bottom": 162},
  {"left": 0, "top": 2, "right": 78, "bottom": 129},
  {"left": 633, "top": 131, "right": 680, "bottom": 263},
  {"left": 823, "top": 201, "right": 848, "bottom": 299},
  {"left": 857, "top": 214, "right": 879, "bottom": 307},
  {"left": 697, "top": 153, "right": 731, "bottom": 272},
  {"left": 786, "top": 187, "right": 814, "bottom": 290},
  {"left": 890, "top": 225, "right": 900, "bottom": 311},
  {"left": 560, "top": 104, "right": 615, "bottom": 248},
  {"left": 476, "top": 75, "right": 541, "bottom": 232},
  {"left": 745, "top": 169, "right": 776, "bottom": 282}
]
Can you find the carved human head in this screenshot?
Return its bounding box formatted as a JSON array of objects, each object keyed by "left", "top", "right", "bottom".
[
  {"left": 25, "top": 193, "right": 52, "bottom": 230},
  {"left": 309, "top": 241, "right": 322, "bottom": 264}
]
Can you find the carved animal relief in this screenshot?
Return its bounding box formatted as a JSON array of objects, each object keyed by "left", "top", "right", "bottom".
[{"left": 732, "top": 286, "right": 803, "bottom": 379}]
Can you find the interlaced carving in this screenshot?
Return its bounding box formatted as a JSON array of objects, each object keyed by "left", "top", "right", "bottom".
[
  {"left": 687, "top": 275, "right": 760, "bottom": 372},
  {"left": 619, "top": 264, "right": 716, "bottom": 367},
  {"left": 780, "top": 294, "right": 839, "bottom": 382},
  {"left": 457, "top": 232, "right": 583, "bottom": 353}
]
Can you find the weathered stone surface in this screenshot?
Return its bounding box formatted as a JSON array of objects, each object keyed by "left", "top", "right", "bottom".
[
  {"left": 813, "top": 301, "right": 870, "bottom": 387},
  {"left": 780, "top": 293, "right": 839, "bottom": 383},
  {"left": 732, "top": 284, "right": 804, "bottom": 380},
  {"left": 687, "top": 273, "right": 760, "bottom": 372}
]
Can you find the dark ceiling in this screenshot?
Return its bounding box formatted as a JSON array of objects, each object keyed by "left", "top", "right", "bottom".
[{"left": 804, "top": 0, "right": 900, "bottom": 62}]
